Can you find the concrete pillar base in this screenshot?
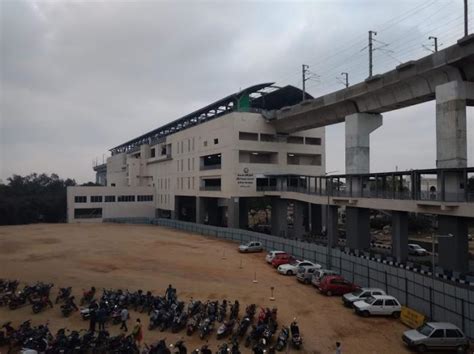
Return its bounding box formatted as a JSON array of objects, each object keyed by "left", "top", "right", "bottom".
[
  {"left": 346, "top": 207, "right": 370, "bottom": 250},
  {"left": 391, "top": 211, "right": 408, "bottom": 264},
  {"left": 438, "top": 215, "right": 469, "bottom": 273}
]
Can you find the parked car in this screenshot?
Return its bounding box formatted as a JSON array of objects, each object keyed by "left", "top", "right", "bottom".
[
  {"left": 353, "top": 295, "right": 401, "bottom": 318},
  {"left": 277, "top": 260, "right": 316, "bottom": 276},
  {"left": 296, "top": 265, "right": 322, "bottom": 284},
  {"left": 408, "top": 243, "right": 429, "bottom": 256},
  {"left": 238, "top": 241, "right": 263, "bottom": 253},
  {"left": 402, "top": 322, "right": 470, "bottom": 353},
  {"left": 265, "top": 250, "right": 287, "bottom": 264},
  {"left": 271, "top": 253, "right": 294, "bottom": 268},
  {"left": 318, "top": 275, "right": 358, "bottom": 296},
  {"left": 311, "top": 269, "right": 339, "bottom": 288},
  {"left": 342, "top": 288, "right": 386, "bottom": 307}
]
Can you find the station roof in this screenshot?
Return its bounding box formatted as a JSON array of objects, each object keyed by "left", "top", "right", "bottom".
[{"left": 110, "top": 83, "right": 311, "bottom": 155}]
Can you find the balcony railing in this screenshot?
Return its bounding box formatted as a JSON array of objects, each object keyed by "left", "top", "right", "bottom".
[
  {"left": 200, "top": 164, "right": 221, "bottom": 171},
  {"left": 199, "top": 186, "right": 221, "bottom": 191}
]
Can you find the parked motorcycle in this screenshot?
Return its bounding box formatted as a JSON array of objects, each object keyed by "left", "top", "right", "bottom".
[
  {"left": 216, "top": 319, "right": 235, "bottom": 340},
  {"left": 170, "top": 339, "right": 187, "bottom": 354},
  {"left": 80, "top": 287, "right": 96, "bottom": 305},
  {"left": 172, "top": 311, "right": 188, "bottom": 333},
  {"left": 275, "top": 326, "right": 289, "bottom": 351},
  {"left": 290, "top": 322, "right": 302, "bottom": 349},
  {"left": 55, "top": 287, "right": 72, "bottom": 304},
  {"left": 236, "top": 316, "right": 251, "bottom": 337},
  {"left": 186, "top": 314, "right": 200, "bottom": 336},
  {"left": 31, "top": 296, "right": 53, "bottom": 314},
  {"left": 217, "top": 300, "right": 227, "bottom": 322},
  {"left": 198, "top": 317, "right": 213, "bottom": 340}
]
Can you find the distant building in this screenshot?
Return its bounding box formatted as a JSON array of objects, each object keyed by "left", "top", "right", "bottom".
[{"left": 67, "top": 83, "right": 325, "bottom": 224}]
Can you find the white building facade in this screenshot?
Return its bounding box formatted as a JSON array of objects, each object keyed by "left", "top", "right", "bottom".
[{"left": 68, "top": 84, "right": 325, "bottom": 227}]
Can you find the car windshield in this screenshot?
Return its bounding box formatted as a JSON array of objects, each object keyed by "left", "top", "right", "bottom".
[
  {"left": 364, "top": 296, "right": 377, "bottom": 304},
  {"left": 289, "top": 261, "right": 299, "bottom": 266},
  {"left": 411, "top": 244, "right": 421, "bottom": 249},
  {"left": 352, "top": 289, "right": 364, "bottom": 296},
  {"left": 417, "top": 324, "right": 434, "bottom": 336}
]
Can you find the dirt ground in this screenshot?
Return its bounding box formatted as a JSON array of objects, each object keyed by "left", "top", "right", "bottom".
[{"left": 0, "top": 223, "right": 411, "bottom": 353}]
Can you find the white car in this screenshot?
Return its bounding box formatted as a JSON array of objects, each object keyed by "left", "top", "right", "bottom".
[
  {"left": 265, "top": 250, "right": 286, "bottom": 264},
  {"left": 408, "top": 243, "right": 429, "bottom": 256},
  {"left": 342, "top": 288, "right": 386, "bottom": 307},
  {"left": 353, "top": 295, "right": 401, "bottom": 318},
  {"left": 238, "top": 241, "right": 263, "bottom": 253},
  {"left": 277, "top": 260, "right": 316, "bottom": 276}
]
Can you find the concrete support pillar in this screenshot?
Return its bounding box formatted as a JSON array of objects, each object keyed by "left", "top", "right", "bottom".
[
  {"left": 227, "top": 197, "right": 240, "bottom": 229},
  {"left": 239, "top": 198, "right": 248, "bottom": 229},
  {"left": 391, "top": 211, "right": 408, "bottom": 264},
  {"left": 435, "top": 81, "right": 471, "bottom": 169},
  {"left": 435, "top": 81, "right": 473, "bottom": 202},
  {"left": 345, "top": 112, "right": 383, "bottom": 174},
  {"left": 196, "top": 197, "right": 204, "bottom": 224},
  {"left": 326, "top": 205, "right": 339, "bottom": 248},
  {"left": 345, "top": 207, "right": 371, "bottom": 250},
  {"left": 438, "top": 216, "right": 469, "bottom": 273},
  {"left": 293, "top": 201, "right": 304, "bottom": 239},
  {"left": 309, "top": 203, "right": 322, "bottom": 235},
  {"left": 271, "top": 198, "right": 288, "bottom": 237}
]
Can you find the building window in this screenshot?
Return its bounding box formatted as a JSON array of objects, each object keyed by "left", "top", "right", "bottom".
[
  {"left": 239, "top": 132, "right": 258, "bottom": 141},
  {"left": 187, "top": 158, "right": 190, "bottom": 171},
  {"left": 260, "top": 133, "right": 276, "bottom": 142},
  {"left": 117, "top": 195, "right": 135, "bottom": 202},
  {"left": 287, "top": 153, "right": 321, "bottom": 166},
  {"left": 192, "top": 158, "right": 195, "bottom": 170},
  {"left": 150, "top": 148, "right": 156, "bottom": 158},
  {"left": 111, "top": 183, "right": 116, "bottom": 187},
  {"left": 105, "top": 196, "right": 115, "bottom": 202},
  {"left": 74, "top": 208, "right": 102, "bottom": 219},
  {"left": 187, "top": 177, "right": 190, "bottom": 189},
  {"left": 203, "top": 141, "right": 208, "bottom": 147},
  {"left": 200, "top": 153, "right": 222, "bottom": 170},
  {"left": 192, "top": 137, "right": 195, "bottom": 151},
  {"left": 305, "top": 137, "right": 321, "bottom": 145},
  {"left": 91, "top": 196, "right": 103, "bottom": 203},
  {"left": 75, "top": 196, "right": 87, "bottom": 203},
  {"left": 188, "top": 139, "right": 191, "bottom": 152},
  {"left": 137, "top": 195, "right": 153, "bottom": 202},
  {"left": 287, "top": 136, "right": 304, "bottom": 144},
  {"left": 214, "top": 138, "right": 219, "bottom": 144}
]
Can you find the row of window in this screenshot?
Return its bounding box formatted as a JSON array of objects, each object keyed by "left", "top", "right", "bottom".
[
  {"left": 157, "top": 178, "right": 171, "bottom": 190},
  {"left": 158, "top": 194, "right": 170, "bottom": 205},
  {"left": 177, "top": 157, "right": 196, "bottom": 172},
  {"left": 177, "top": 176, "right": 196, "bottom": 190},
  {"left": 74, "top": 195, "right": 154, "bottom": 203},
  {"left": 239, "top": 131, "right": 321, "bottom": 145},
  {"left": 176, "top": 138, "right": 196, "bottom": 155}
]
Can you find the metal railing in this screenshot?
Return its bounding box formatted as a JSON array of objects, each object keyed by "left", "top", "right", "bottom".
[
  {"left": 200, "top": 164, "right": 221, "bottom": 171},
  {"left": 199, "top": 186, "right": 221, "bottom": 191}
]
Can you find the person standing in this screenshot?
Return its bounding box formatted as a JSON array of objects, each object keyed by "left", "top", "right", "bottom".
[
  {"left": 89, "top": 308, "right": 97, "bottom": 333},
  {"left": 97, "top": 306, "right": 107, "bottom": 331},
  {"left": 335, "top": 342, "right": 342, "bottom": 354},
  {"left": 120, "top": 307, "right": 129, "bottom": 332},
  {"left": 132, "top": 318, "right": 143, "bottom": 347}
]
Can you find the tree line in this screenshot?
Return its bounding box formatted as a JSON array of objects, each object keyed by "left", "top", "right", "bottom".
[{"left": 0, "top": 173, "right": 97, "bottom": 225}]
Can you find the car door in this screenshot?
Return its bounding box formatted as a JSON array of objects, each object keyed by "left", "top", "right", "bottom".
[
  {"left": 429, "top": 329, "right": 445, "bottom": 349},
  {"left": 371, "top": 299, "right": 384, "bottom": 315},
  {"left": 445, "top": 329, "right": 465, "bottom": 349},
  {"left": 383, "top": 299, "right": 397, "bottom": 315}
]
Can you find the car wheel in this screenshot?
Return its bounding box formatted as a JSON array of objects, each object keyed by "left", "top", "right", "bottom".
[
  {"left": 456, "top": 345, "right": 468, "bottom": 353},
  {"left": 286, "top": 270, "right": 293, "bottom": 276},
  {"left": 416, "top": 344, "right": 427, "bottom": 353},
  {"left": 392, "top": 311, "right": 401, "bottom": 319},
  {"left": 326, "top": 290, "right": 332, "bottom": 296},
  {"left": 362, "top": 310, "right": 370, "bottom": 317}
]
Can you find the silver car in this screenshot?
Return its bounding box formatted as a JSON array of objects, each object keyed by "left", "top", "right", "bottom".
[
  {"left": 402, "top": 322, "right": 470, "bottom": 353},
  {"left": 238, "top": 241, "right": 263, "bottom": 253},
  {"left": 342, "top": 287, "right": 386, "bottom": 307}
]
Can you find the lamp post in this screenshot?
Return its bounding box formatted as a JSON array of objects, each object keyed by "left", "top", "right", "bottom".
[
  {"left": 431, "top": 233, "right": 453, "bottom": 278},
  {"left": 325, "top": 170, "right": 339, "bottom": 269}
]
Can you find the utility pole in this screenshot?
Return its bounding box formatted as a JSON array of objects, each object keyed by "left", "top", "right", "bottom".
[
  {"left": 341, "top": 72, "right": 349, "bottom": 88},
  {"left": 302, "top": 64, "right": 309, "bottom": 101},
  {"left": 464, "top": 0, "right": 469, "bottom": 37},
  {"left": 428, "top": 36, "right": 438, "bottom": 52},
  {"left": 368, "top": 30, "right": 377, "bottom": 77}
]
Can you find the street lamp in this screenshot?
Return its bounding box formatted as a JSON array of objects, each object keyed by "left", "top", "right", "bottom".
[
  {"left": 325, "top": 170, "right": 339, "bottom": 269},
  {"left": 431, "top": 232, "right": 453, "bottom": 278}
]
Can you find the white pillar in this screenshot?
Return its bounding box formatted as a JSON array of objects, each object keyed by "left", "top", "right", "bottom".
[{"left": 345, "top": 112, "right": 383, "bottom": 175}]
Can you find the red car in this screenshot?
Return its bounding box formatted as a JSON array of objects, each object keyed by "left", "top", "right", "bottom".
[
  {"left": 271, "top": 253, "right": 294, "bottom": 268},
  {"left": 318, "top": 275, "right": 358, "bottom": 296}
]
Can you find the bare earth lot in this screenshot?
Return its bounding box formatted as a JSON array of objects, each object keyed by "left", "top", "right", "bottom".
[{"left": 0, "top": 223, "right": 410, "bottom": 353}]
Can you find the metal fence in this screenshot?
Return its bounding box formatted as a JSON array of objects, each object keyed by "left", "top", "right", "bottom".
[{"left": 153, "top": 218, "right": 474, "bottom": 339}]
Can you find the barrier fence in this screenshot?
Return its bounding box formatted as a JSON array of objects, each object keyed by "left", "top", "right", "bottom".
[{"left": 104, "top": 217, "right": 474, "bottom": 339}]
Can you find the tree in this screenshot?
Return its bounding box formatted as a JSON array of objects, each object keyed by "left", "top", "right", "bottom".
[{"left": 0, "top": 173, "right": 76, "bottom": 225}]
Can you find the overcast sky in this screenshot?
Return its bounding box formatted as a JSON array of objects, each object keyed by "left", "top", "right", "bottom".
[{"left": 1, "top": 0, "right": 473, "bottom": 183}]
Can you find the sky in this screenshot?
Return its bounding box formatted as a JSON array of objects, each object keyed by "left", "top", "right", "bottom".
[{"left": 1, "top": 0, "right": 473, "bottom": 183}]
